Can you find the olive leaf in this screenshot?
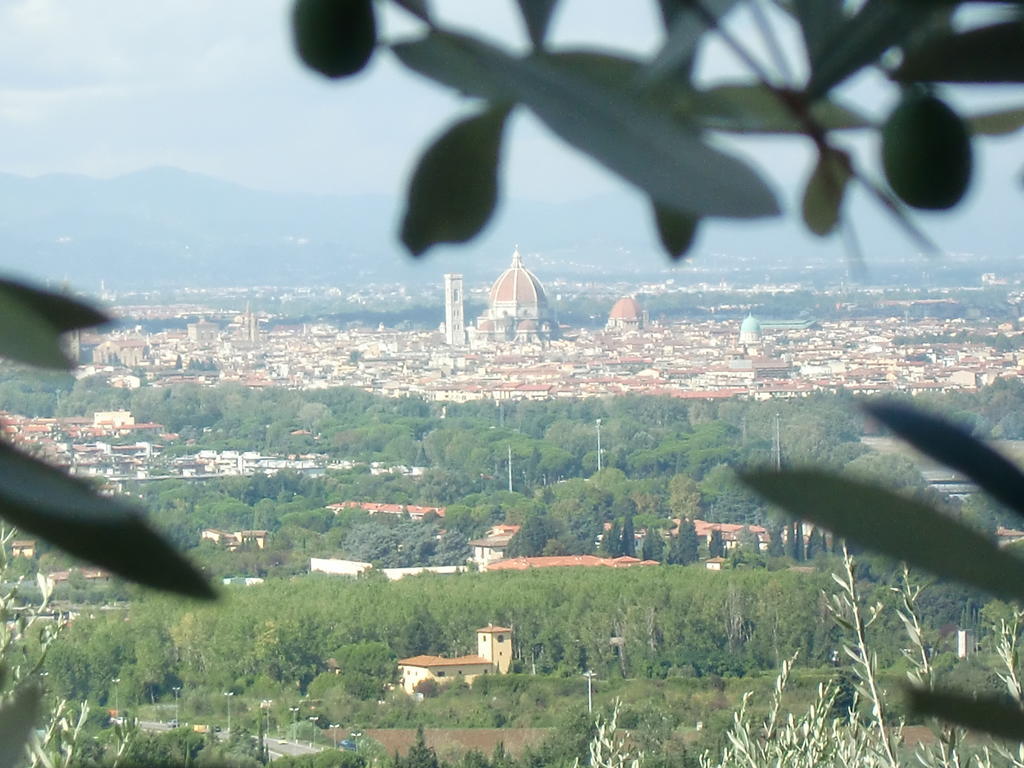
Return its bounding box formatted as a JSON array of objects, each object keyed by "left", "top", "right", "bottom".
[
  {"left": 968, "top": 106, "right": 1024, "bottom": 136},
  {"left": 0, "top": 287, "right": 73, "bottom": 370},
  {"left": 864, "top": 401, "right": 1024, "bottom": 522},
  {"left": 895, "top": 21, "right": 1024, "bottom": 83},
  {"left": 907, "top": 688, "right": 1024, "bottom": 741},
  {"left": 791, "top": 0, "right": 845, "bottom": 66},
  {"left": 742, "top": 469, "right": 1024, "bottom": 604},
  {"left": 0, "top": 441, "right": 215, "bottom": 600},
  {"left": 401, "top": 105, "right": 511, "bottom": 256},
  {"left": 648, "top": 0, "right": 738, "bottom": 82},
  {"left": 690, "top": 85, "right": 871, "bottom": 134},
  {"left": 0, "top": 280, "right": 107, "bottom": 368},
  {"left": 802, "top": 147, "right": 852, "bottom": 236},
  {"left": 653, "top": 204, "right": 699, "bottom": 260},
  {"left": 0, "top": 684, "right": 40, "bottom": 768},
  {"left": 393, "top": 31, "right": 779, "bottom": 218},
  {"left": 515, "top": 0, "right": 559, "bottom": 48},
  {"left": 0, "top": 280, "right": 107, "bottom": 333},
  {"left": 806, "top": 1, "right": 935, "bottom": 100}
]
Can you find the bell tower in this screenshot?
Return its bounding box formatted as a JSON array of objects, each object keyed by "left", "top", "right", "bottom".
[
  {"left": 444, "top": 273, "right": 465, "bottom": 346},
  {"left": 476, "top": 625, "right": 512, "bottom": 673}
]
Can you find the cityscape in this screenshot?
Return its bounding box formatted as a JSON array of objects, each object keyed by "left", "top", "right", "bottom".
[
  {"left": 60, "top": 250, "right": 1024, "bottom": 403},
  {"left": 3, "top": 2, "right": 1024, "bottom": 767}
]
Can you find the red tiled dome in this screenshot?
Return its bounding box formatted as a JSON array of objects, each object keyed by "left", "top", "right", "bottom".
[
  {"left": 609, "top": 297, "right": 641, "bottom": 321},
  {"left": 488, "top": 249, "right": 548, "bottom": 308}
]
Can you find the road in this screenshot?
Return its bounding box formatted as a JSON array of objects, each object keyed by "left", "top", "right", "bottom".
[
  {"left": 139, "top": 721, "right": 324, "bottom": 760},
  {"left": 266, "top": 738, "right": 324, "bottom": 759}
]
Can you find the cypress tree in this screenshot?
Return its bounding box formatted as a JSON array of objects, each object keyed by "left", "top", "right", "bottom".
[
  {"left": 708, "top": 528, "right": 725, "bottom": 558},
  {"left": 620, "top": 513, "right": 636, "bottom": 557},
  {"left": 805, "top": 526, "right": 819, "bottom": 559},
  {"left": 602, "top": 521, "right": 622, "bottom": 557},
  {"left": 401, "top": 726, "right": 440, "bottom": 768},
  {"left": 789, "top": 521, "right": 803, "bottom": 561},
  {"left": 767, "top": 526, "right": 784, "bottom": 557},
  {"left": 831, "top": 531, "right": 843, "bottom": 555},
  {"left": 668, "top": 519, "right": 700, "bottom": 565},
  {"left": 641, "top": 531, "right": 665, "bottom": 562}
]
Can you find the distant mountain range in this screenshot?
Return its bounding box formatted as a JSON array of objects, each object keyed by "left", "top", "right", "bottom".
[
  {"left": 0, "top": 167, "right": 669, "bottom": 289},
  {"left": 0, "top": 167, "right": 1018, "bottom": 291}
]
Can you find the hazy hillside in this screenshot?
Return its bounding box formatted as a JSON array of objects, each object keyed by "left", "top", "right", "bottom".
[
  {"left": 0, "top": 168, "right": 671, "bottom": 289},
  {"left": 0, "top": 167, "right": 1016, "bottom": 291}
]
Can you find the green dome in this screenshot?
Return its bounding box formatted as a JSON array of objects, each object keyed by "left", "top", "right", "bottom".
[{"left": 740, "top": 314, "right": 761, "bottom": 334}]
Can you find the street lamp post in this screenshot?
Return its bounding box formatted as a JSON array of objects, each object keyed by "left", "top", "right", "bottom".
[
  {"left": 261, "top": 700, "right": 273, "bottom": 739},
  {"left": 308, "top": 716, "right": 318, "bottom": 748},
  {"left": 289, "top": 707, "right": 300, "bottom": 743},
  {"left": 112, "top": 678, "right": 121, "bottom": 721},
  {"left": 224, "top": 692, "right": 234, "bottom": 735},
  {"left": 583, "top": 670, "right": 597, "bottom": 713},
  {"left": 596, "top": 419, "right": 602, "bottom": 472},
  {"left": 172, "top": 686, "right": 181, "bottom": 726},
  {"left": 331, "top": 724, "right": 341, "bottom": 749}
]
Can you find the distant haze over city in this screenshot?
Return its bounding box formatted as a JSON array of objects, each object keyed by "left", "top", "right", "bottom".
[
  {"left": 2, "top": 2, "right": 1024, "bottom": 292},
  {"left": 0, "top": 166, "right": 1022, "bottom": 293}
]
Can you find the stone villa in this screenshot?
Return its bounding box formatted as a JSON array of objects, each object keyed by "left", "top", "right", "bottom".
[{"left": 398, "top": 625, "right": 513, "bottom": 695}]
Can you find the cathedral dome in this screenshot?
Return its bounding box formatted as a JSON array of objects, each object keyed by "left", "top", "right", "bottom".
[
  {"left": 606, "top": 296, "right": 644, "bottom": 331},
  {"left": 472, "top": 248, "right": 558, "bottom": 344},
  {"left": 488, "top": 249, "right": 548, "bottom": 310},
  {"left": 609, "top": 297, "right": 641, "bottom": 322},
  {"left": 739, "top": 313, "right": 762, "bottom": 345}
]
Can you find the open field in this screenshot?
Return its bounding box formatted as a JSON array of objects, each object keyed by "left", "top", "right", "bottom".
[
  {"left": 862, "top": 436, "right": 1024, "bottom": 466},
  {"left": 365, "top": 728, "right": 550, "bottom": 759}
]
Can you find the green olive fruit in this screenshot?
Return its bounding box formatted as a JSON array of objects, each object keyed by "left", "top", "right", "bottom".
[
  {"left": 292, "top": 0, "right": 376, "bottom": 79},
  {"left": 882, "top": 92, "right": 972, "bottom": 210}
]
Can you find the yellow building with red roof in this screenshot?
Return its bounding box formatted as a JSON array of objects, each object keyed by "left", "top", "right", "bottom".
[{"left": 398, "top": 625, "right": 513, "bottom": 695}]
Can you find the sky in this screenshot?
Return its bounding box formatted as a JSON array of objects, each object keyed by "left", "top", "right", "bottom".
[
  {"left": 0, "top": 0, "right": 670, "bottom": 201},
  {"left": 0, "top": 0, "right": 1022, "bottom": 265}
]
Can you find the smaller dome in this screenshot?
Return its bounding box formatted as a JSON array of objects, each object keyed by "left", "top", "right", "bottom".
[
  {"left": 740, "top": 314, "right": 761, "bottom": 334},
  {"left": 609, "top": 297, "right": 642, "bottom": 321}
]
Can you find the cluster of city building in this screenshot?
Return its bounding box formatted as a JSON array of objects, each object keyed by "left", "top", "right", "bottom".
[
  {"left": 55, "top": 250, "right": 1024, "bottom": 404},
  {"left": 0, "top": 409, "right": 422, "bottom": 483}
]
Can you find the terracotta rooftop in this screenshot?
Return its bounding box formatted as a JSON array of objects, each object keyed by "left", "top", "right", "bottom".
[
  {"left": 477, "top": 625, "right": 512, "bottom": 633},
  {"left": 398, "top": 654, "right": 492, "bottom": 668},
  {"left": 485, "top": 555, "right": 658, "bottom": 571}
]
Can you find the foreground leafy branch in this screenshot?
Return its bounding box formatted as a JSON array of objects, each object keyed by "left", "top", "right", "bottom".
[
  {"left": 0, "top": 281, "right": 212, "bottom": 600},
  {"left": 744, "top": 400, "right": 1024, "bottom": 742},
  {"left": 293, "top": 0, "right": 1024, "bottom": 258}
]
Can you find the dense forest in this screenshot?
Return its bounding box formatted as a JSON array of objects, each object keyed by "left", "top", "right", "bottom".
[
  {"left": 47, "top": 568, "right": 832, "bottom": 703},
  {"left": 43, "top": 562, "right": 1002, "bottom": 765}
]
